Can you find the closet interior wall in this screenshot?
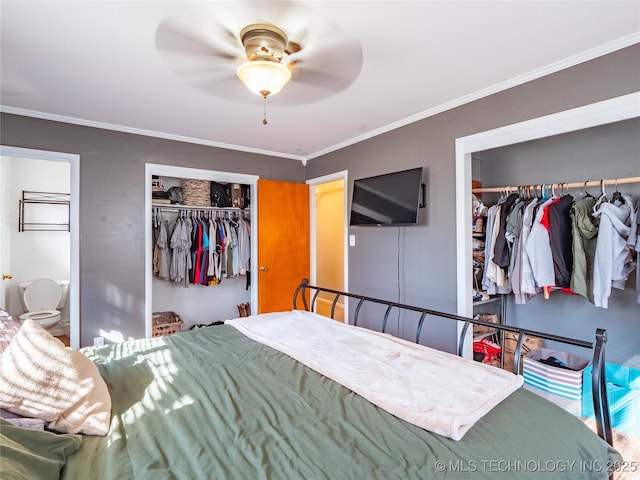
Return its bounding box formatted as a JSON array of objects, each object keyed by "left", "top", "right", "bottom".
[
  {"left": 152, "top": 175, "right": 251, "bottom": 329},
  {"left": 473, "top": 118, "right": 640, "bottom": 366}
]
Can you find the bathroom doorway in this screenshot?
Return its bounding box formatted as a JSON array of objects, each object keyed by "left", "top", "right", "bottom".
[{"left": 0, "top": 146, "right": 79, "bottom": 347}]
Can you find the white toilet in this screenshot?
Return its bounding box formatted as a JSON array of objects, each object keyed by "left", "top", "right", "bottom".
[{"left": 19, "top": 279, "right": 70, "bottom": 329}]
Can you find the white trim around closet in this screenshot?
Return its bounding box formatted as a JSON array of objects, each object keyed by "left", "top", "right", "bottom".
[
  {"left": 144, "top": 163, "right": 258, "bottom": 339},
  {"left": 454, "top": 91, "right": 640, "bottom": 358}
]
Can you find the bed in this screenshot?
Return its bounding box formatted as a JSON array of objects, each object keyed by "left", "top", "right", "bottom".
[{"left": 0, "top": 280, "right": 623, "bottom": 479}]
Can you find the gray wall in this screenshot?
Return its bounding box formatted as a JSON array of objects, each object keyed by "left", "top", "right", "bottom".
[
  {"left": 0, "top": 117, "right": 305, "bottom": 346},
  {"left": 1, "top": 44, "right": 638, "bottom": 352},
  {"left": 475, "top": 118, "right": 639, "bottom": 364},
  {"left": 305, "top": 44, "right": 640, "bottom": 354}
]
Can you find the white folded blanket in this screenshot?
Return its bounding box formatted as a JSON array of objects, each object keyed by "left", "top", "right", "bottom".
[{"left": 227, "top": 310, "right": 523, "bottom": 440}]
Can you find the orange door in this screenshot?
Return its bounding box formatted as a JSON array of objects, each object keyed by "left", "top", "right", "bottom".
[{"left": 257, "top": 179, "right": 310, "bottom": 313}]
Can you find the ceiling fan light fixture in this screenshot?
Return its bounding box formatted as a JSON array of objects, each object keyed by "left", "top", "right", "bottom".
[{"left": 237, "top": 60, "right": 292, "bottom": 98}]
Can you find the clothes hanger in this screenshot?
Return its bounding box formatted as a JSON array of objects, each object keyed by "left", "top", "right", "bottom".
[
  {"left": 541, "top": 184, "right": 548, "bottom": 200},
  {"left": 593, "top": 179, "right": 608, "bottom": 212},
  {"left": 581, "top": 181, "right": 594, "bottom": 198},
  {"left": 611, "top": 178, "right": 625, "bottom": 204}
]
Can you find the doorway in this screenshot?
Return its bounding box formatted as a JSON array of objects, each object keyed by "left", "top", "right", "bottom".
[
  {"left": 0, "top": 146, "right": 80, "bottom": 348},
  {"left": 308, "top": 171, "right": 348, "bottom": 322}
]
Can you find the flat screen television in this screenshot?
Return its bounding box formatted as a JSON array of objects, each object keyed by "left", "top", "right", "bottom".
[{"left": 350, "top": 167, "right": 424, "bottom": 226}]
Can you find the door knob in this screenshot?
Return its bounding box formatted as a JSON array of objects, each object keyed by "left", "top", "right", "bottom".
[
  {"left": 260, "top": 266, "right": 268, "bottom": 271},
  {"left": 2, "top": 273, "right": 13, "bottom": 280}
]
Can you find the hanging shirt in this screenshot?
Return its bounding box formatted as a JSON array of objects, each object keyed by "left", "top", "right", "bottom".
[
  {"left": 525, "top": 197, "right": 557, "bottom": 296},
  {"left": 484, "top": 205, "right": 511, "bottom": 294},
  {"left": 199, "top": 225, "right": 210, "bottom": 285},
  {"left": 570, "top": 196, "right": 598, "bottom": 303},
  {"left": 225, "top": 219, "right": 235, "bottom": 277},
  {"left": 169, "top": 218, "right": 182, "bottom": 283},
  {"left": 189, "top": 219, "right": 198, "bottom": 284},
  {"left": 169, "top": 217, "right": 181, "bottom": 282},
  {"left": 218, "top": 219, "right": 227, "bottom": 277},
  {"left": 193, "top": 221, "right": 204, "bottom": 285},
  {"left": 170, "top": 217, "right": 192, "bottom": 287},
  {"left": 207, "top": 218, "right": 216, "bottom": 283},
  {"left": 592, "top": 195, "right": 637, "bottom": 308},
  {"left": 230, "top": 221, "right": 240, "bottom": 276},
  {"left": 492, "top": 193, "right": 519, "bottom": 270},
  {"left": 509, "top": 201, "right": 526, "bottom": 303},
  {"left": 547, "top": 195, "right": 574, "bottom": 289},
  {"left": 516, "top": 198, "right": 540, "bottom": 302},
  {"left": 181, "top": 216, "right": 193, "bottom": 287},
  {"left": 155, "top": 219, "right": 172, "bottom": 280},
  {"left": 238, "top": 217, "right": 251, "bottom": 275},
  {"left": 505, "top": 199, "right": 525, "bottom": 280},
  {"left": 152, "top": 215, "right": 161, "bottom": 277}
]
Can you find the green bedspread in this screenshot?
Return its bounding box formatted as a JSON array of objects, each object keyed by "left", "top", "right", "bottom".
[{"left": 59, "top": 325, "right": 620, "bottom": 480}]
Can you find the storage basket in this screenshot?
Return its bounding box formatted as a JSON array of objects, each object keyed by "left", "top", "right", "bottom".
[
  {"left": 523, "top": 348, "right": 590, "bottom": 415},
  {"left": 181, "top": 179, "right": 211, "bottom": 207},
  {"left": 152, "top": 311, "right": 183, "bottom": 337}
]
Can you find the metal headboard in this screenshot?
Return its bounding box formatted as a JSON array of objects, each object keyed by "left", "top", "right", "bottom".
[{"left": 293, "top": 278, "right": 613, "bottom": 446}]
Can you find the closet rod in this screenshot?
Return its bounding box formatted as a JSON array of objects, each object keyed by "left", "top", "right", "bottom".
[
  {"left": 152, "top": 203, "right": 245, "bottom": 212},
  {"left": 472, "top": 176, "right": 640, "bottom": 194}
]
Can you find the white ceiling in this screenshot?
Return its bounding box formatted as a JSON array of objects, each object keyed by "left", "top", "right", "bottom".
[{"left": 1, "top": 1, "right": 639, "bottom": 162}]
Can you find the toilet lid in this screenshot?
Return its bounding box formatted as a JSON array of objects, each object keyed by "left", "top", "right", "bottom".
[{"left": 23, "top": 278, "right": 62, "bottom": 311}]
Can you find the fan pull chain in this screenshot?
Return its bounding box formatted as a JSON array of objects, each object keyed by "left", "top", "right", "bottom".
[{"left": 262, "top": 95, "right": 268, "bottom": 125}]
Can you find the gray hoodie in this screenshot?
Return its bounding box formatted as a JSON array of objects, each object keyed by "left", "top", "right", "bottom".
[{"left": 592, "top": 195, "right": 637, "bottom": 308}]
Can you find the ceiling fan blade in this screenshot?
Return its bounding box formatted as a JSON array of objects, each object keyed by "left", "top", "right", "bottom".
[
  {"left": 155, "top": 17, "right": 245, "bottom": 98},
  {"left": 292, "top": 69, "right": 355, "bottom": 90},
  {"left": 190, "top": 72, "right": 246, "bottom": 96},
  {"left": 277, "top": 37, "right": 363, "bottom": 105},
  {"left": 155, "top": 19, "right": 241, "bottom": 61}
]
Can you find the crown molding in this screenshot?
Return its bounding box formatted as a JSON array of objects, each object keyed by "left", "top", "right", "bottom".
[
  {"left": 306, "top": 33, "right": 640, "bottom": 160},
  {"left": 2, "top": 33, "right": 638, "bottom": 164},
  {"left": 0, "top": 105, "right": 307, "bottom": 162}
]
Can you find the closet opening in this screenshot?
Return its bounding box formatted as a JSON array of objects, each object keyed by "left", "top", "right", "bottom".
[
  {"left": 455, "top": 92, "right": 640, "bottom": 359},
  {"left": 145, "top": 164, "right": 258, "bottom": 338}
]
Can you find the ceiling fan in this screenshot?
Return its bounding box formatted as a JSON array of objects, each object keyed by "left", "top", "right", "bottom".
[
  {"left": 235, "top": 23, "right": 298, "bottom": 99},
  {"left": 154, "top": 2, "right": 363, "bottom": 121}
]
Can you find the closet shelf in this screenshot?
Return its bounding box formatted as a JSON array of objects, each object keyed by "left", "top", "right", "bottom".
[
  {"left": 152, "top": 203, "right": 245, "bottom": 212},
  {"left": 472, "top": 176, "right": 640, "bottom": 194},
  {"left": 473, "top": 295, "right": 504, "bottom": 307}
]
